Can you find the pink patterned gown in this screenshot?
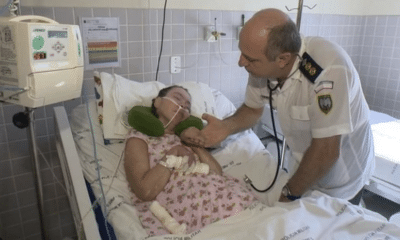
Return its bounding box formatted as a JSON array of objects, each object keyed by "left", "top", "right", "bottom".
[{"left": 126, "top": 129, "right": 259, "bottom": 236}]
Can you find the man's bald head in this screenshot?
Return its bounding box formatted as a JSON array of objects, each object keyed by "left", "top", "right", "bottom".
[{"left": 241, "top": 8, "right": 301, "bottom": 61}]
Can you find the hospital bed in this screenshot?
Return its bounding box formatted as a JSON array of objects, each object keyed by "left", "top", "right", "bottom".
[
  {"left": 54, "top": 72, "right": 400, "bottom": 240},
  {"left": 364, "top": 111, "right": 400, "bottom": 205},
  {"left": 260, "top": 104, "right": 400, "bottom": 217}
]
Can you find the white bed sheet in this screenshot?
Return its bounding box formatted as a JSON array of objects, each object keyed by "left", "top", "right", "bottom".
[
  {"left": 367, "top": 110, "right": 400, "bottom": 204},
  {"left": 69, "top": 100, "right": 400, "bottom": 240},
  {"left": 370, "top": 110, "right": 400, "bottom": 186}
]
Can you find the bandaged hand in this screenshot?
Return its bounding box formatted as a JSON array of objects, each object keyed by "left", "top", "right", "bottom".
[
  {"left": 180, "top": 127, "right": 205, "bottom": 147},
  {"left": 162, "top": 155, "right": 209, "bottom": 175},
  {"left": 160, "top": 145, "right": 195, "bottom": 170},
  {"left": 168, "top": 145, "right": 196, "bottom": 165},
  {"left": 163, "top": 155, "right": 189, "bottom": 170},
  {"left": 160, "top": 145, "right": 210, "bottom": 175}
]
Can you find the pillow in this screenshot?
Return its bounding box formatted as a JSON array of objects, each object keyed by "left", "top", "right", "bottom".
[
  {"left": 112, "top": 74, "right": 166, "bottom": 138},
  {"left": 212, "top": 89, "right": 237, "bottom": 119},
  {"left": 97, "top": 72, "right": 218, "bottom": 142},
  {"left": 103, "top": 73, "right": 166, "bottom": 140},
  {"left": 177, "top": 81, "right": 219, "bottom": 120},
  {"left": 93, "top": 71, "right": 124, "bottom": 145}
]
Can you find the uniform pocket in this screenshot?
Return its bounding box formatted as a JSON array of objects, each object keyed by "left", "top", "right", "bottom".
[
  {"left": 290, "top": 105, "right": 310, "bottom": 121},
  {"left": 290, "top": 105, "right": 311, "bottom": 131}
]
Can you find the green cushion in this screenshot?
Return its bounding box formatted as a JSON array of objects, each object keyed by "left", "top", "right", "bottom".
[
  {"left": 128, "top": 106, "right": 203, "bottom": 137},
  {"left": 174, "top": 115, "right": 203, "bottom": 136}
]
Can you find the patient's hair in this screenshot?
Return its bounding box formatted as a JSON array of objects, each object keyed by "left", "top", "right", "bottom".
[{"left": 151, "top": 85, "right": 190, "bottom": 118}]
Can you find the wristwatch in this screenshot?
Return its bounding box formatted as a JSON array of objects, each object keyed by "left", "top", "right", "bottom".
[{"left": 282, "top": 184, "right": 301, "bottom": 201}]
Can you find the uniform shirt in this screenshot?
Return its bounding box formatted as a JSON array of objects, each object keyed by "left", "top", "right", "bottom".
[{"left": 245, "top": 36, "right": 375, "bottom": 199}]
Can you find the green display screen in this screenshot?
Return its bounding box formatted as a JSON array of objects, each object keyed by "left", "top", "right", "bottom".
[{"left": 48, "top": 31, "right": 68, "bottom": 38}]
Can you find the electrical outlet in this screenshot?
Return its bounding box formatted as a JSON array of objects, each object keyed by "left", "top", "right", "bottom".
[{"left": 170, "top": 56, "right": 181, "bottom": 73}]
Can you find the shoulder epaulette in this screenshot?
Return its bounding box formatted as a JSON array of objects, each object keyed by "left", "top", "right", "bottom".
[{"left": 299, "top": 52, "right": 323, "bottom": 84}]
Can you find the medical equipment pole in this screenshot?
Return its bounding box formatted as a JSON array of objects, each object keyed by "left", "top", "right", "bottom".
[
  {"left": 26, "top": 107, "right": 48, "bottom": 240},
  {"left": 295, "top": 0, "right": 304, "bottom": 31}
]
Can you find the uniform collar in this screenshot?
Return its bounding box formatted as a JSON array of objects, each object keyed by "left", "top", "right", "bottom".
[{"left": 279, "top": 36, "right": 306, "bottom": 92}]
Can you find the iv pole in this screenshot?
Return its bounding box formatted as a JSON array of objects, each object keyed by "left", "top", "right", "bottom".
[
  {"left": 12, "top": 108, "right": 47, "bottom": 240},
  {"left": 26, "top": 108, "right": 47, "bottom": 240},
  {"left": 295, "top": 0, "right": 304, "bottom": 31},
  {"left": 279, "top": 1, "right": 316, "bottom": 168},
  {"left": 5, "top": 1, "right": 48, "bottom": 239},
  {"left": 285, "top": 0, "right": 317, "bottom": 31}
]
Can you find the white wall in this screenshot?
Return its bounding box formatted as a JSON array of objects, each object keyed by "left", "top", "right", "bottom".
[
  {"left": 17, "top": 0, "right": 400, "bottom": 15},
  {"left": 362, "top": 0, "right": 400, "bottom": 15}
]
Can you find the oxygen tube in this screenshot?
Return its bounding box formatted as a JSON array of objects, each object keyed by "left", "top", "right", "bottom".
[{"left": 162, "top": 96, "right": 189, "bottom": 129}]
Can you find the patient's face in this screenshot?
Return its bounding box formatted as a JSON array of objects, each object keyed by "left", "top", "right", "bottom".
[{"left": 155, "top": 87, "right": 191, "bottom": 124}]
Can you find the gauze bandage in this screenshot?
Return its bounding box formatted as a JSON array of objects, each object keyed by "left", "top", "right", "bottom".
[
  {"left": 150, "top": 201, "right": 187, "bottom": 234},
  {"left": 162, "top": 155, "right": 189, "bottom": 170},
  {"left": 160, "top": 155, "right": 209, "bottom": 175},
  {"left": 183, "top": 161, "right": 209, "bottom": 175}
]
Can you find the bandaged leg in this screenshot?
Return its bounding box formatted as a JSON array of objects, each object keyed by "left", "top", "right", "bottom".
[{"left": 149, "top": 201, "right": 187, "bottom": 234}]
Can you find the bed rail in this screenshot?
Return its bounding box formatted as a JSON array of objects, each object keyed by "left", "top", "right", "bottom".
[{"left": 54, "top": 106, "right": 101, "bottom": 240}]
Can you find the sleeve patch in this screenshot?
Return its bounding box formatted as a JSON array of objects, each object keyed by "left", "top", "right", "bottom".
[{"left": 318, "top": 94, "right": 333, "bottom": 114}]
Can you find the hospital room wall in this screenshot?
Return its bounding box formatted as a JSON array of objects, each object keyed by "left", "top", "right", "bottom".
[{"left": 0, "top": 6, "right": 400, "bottom": 240}]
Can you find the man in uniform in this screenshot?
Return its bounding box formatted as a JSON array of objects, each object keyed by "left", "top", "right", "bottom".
[{"left": 198, "top": 8, "right": 374, "bottom": 203}]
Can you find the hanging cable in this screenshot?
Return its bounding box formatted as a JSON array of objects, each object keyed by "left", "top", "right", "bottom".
[
  {"left": 155, "top": 0, "right": 168, "bottom": 81},
  {"left": 83, "top": 91, "right": 112, "bottom": 239}
]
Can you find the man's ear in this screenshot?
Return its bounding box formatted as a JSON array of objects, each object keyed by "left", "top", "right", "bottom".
[{"left": 277, "top": 52, "right": 292, "bottom": 68}]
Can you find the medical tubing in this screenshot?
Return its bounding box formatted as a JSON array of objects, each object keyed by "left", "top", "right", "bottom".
[
  {"left": 37, "top": 147, "right": 68, "bottom": 194},
  {"left": 155, "top": 0, "right": 168, "bottom": 81},
  {"left": 249, "top": 81, "right": 281, "bottom": 193},
  {"left": 84, "top": 93, "right": 112, "bottom": 239},
  {"left": 77, "top": 115, "right": 124, "bottom": 239},
  {"left": 218, "top": 38, "right": 230, "bottom": 66},
  {"left": 78, "top": 93, "right": 126, "bottom": 239},
  {"left": 0, "top": 0, "right": 13, "bottom": 16},
  {"left": 9, "top": 0, "right": 19, "bottom": 16},
  {"left": 37, "top": 146, "right": 88, "bottom": 238}
]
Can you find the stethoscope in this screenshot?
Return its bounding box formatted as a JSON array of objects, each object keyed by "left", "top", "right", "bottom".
[
  {"left": 245, "top": 80, "right": 283, "bottom": 192},
  {"left": 246, "top": 56, "right": 302, "bottom": 193}
]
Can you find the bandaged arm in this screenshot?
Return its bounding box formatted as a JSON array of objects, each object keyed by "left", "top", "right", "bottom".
[{"left": 150, "top": 201, "right": 187, "bottom": 234}]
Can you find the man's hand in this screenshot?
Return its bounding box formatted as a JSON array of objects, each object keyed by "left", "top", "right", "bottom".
[
  {"left": 201, "top": 114, "right": 231, "bottom": 148},
  {"left": 180, "top": 127, "right": 205, "bottom": 147}
]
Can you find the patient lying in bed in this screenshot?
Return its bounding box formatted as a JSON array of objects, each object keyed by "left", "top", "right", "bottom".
[{"left": 123, "top": 86, "right": 259, "bottom": 236}]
